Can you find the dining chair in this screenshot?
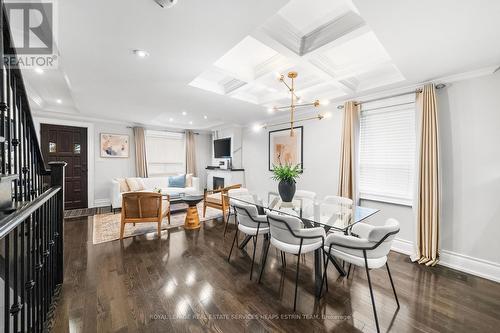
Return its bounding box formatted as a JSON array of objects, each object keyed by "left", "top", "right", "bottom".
[
  {"left": 294, "top": 190, "right": 317, "bottom": 218},
  {"left": 320, "top": 218, "right": 400, "bottom": 333},
  {"left": 120, "top": 192, "right": 170, "bottom": 239},
  {"left": 321, "top": 195, "right": 353, "bottom": 230},
  {"left": 228, "top": 199, "right": 269, "bottom": 280},
  {"left": 203, "top": 183, "right": 242, "bottom": 236},
  {"left": 261, "top": 211, "right": 326, "bottom": 311}
]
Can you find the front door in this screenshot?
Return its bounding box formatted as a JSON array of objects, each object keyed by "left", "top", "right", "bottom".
[{"left": 41, "top": 124, "right": 88, "bottom": 209}]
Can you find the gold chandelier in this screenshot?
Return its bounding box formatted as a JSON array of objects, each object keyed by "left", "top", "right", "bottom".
[{"left": 266, "top": 71, "right": 325, "bottom": 136}]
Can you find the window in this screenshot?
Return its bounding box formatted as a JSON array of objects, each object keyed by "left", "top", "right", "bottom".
[
  {"left": 145, "top": 130, "right": 185, "bottom": 177},
  {"left": 359, "top": 94, "right": 416, "bottom": 206}
]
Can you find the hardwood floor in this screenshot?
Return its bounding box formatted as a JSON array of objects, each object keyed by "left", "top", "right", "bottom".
[{"left": 51, "top": 215, "right": 500, "bottom": 333}]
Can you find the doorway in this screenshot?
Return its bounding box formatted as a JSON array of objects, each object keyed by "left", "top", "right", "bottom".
[{"left": 41, "top": 124, "right": 88, "bottom": 209}]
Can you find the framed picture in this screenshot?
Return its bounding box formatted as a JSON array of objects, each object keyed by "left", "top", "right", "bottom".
[
  {"left": 268, "top": 126, "right": 303, "bottom": 171},
  {"left": 100, "top": 133, "right": 129, "bottom": 158}
]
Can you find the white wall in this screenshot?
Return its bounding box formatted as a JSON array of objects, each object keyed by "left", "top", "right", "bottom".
[
  {"left": 195, "top": 133, "right": 212, "bottom": 189},
  {"left": 242, "top": 73, "right": 500, "bottom": 281}
]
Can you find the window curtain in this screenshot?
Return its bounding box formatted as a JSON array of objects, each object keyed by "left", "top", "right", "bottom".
[
  {"left": 133, "top": 127, "right": 148, "bottom": 178},
  {"left": 411, "top": 84, "right": 440, "bottom": 266},
  {"left": 338, "top": 101, "right": 360, "bottom": 204},
  {"left": 185, "top": 130, "right": 197, "bottom": 176}
]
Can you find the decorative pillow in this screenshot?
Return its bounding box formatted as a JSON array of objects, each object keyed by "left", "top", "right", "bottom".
[
  {"left": 126, "top": 178, "right": 145, "bottom": 191},
  {"left": 168, "top": 174, "right": 186, "bottom": 188},
  {"left": 185, "top": 173, "right": 193, "bottom": 187},
  {"left": 116, "top": 178, "right": 130, "bottom": 192}
]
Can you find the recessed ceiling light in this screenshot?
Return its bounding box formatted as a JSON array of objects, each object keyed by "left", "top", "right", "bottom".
[
  {"left": 182, "top": 111, "right": 187, "bottom": 116},
  {"left": 267, "top": 107, "right": 274, "bottom": 114},
  {"left": 252, "top": 124, "right": 263, "bottom": 132},
  {"left": 203, "top": 115, "right": 208, "bottom": 120},
  {"left": 189, "top": 121, "right": 193, "bottom": 125},
  {"left": 34, "top": 68, "right": 44, "bottom": 74},
  {"left": 169, "top": 118, "right": 173, "bottom": 122},
  {"left": 56, "top": 99, "right": 62, "bottom": 104},
  {"left": 133, "top": 49, "right": 149, "bottom": 58},
  {"left": 320, "top": 99, "right": 330, "bottom": 106}
]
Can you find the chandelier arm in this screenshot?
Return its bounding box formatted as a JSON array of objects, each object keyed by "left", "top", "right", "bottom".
[{"left": 263, "top": 114, "right": 324, "bottom": 129}]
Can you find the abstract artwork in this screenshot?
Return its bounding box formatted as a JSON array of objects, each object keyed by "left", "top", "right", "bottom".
[
  {"left": 268, "top": 126, "right": 303, "bottom": 171},
  {"left": 100, "top": 133, "right": 129, "bottom": 158}
]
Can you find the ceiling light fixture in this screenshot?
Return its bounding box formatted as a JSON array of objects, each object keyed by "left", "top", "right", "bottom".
[
  {"left": 203, "top": 115, "right": 208, "bottom": 119},
  {"left": 133, "top": 49, "right": 150, "bottom": 58},
  {"left": 269, "top": 71, "right": 323, "bottom": 136},
  {"left": 189, "top": 121, "right": 193, "bottom": 125},
  {"left": 56, "top": 99, "right": 62, "bottom": 104},
  {"left": 169, "top": 118, "right": 174, "bottom": 122},
  {"left": 34, "top": 68, "right": 44, "bottom": 74},
  {"left": 182, "top": 111, "right": 187, "bottom": 116}
]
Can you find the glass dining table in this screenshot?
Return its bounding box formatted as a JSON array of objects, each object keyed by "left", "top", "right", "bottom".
[{"left": 227, "top": 190, "right": 379, "bottom": 296}]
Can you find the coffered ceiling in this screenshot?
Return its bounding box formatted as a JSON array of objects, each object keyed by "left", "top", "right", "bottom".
[
  {"left": 20, "top": 0, "right": 500, "bottom": 129},
  {"left": 189, "top": 0, "right": 405, "bottom": 111}
]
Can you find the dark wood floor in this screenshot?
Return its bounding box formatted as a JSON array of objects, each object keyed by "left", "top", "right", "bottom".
[{"left": 51, "top": 215, "right": 500, "bottom": 333}]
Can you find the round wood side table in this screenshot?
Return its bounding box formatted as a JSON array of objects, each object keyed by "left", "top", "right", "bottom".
[{"left": 182, "top": 195, "right": 204, "bottom": 230}]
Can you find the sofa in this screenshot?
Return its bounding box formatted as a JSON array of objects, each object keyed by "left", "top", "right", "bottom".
[{"left": 111, "top": 175, "right": 200, "bottom": 210}]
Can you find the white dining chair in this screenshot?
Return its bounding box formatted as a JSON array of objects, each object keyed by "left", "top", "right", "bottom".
[
  {"left": 228, "top": 199, "right": 269, "bottom": 280},
  {"left": 320, "top": 195, "right": 353, "bottom": 230},
  {"left": 261, "top": 211, "right": 326, "bottom": 311},
  {"left": 294, "top": 190, "right": 317, "bottom": 218},
  {"left": 321, "top": 218, "right": 400, "bottom": 333}
]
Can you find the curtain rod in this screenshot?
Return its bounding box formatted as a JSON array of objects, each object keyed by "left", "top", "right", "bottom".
[
  {"left": 126, "top": 126, "right": 199, "bottom": 135},
  {"left": 337, "top": 83, "right": 446, "bottom": 109}
]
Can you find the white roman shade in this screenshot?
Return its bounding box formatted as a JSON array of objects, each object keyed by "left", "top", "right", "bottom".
[
  {"left": 359, "top": 94, "right": 416, "bottom": 205},
  {"left": 145, "top": 130, "right": 186, "bottom": 176}
]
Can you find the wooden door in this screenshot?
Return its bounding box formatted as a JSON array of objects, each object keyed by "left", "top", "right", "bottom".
[{"left": 41, "top": 124, "right": 88, "bottom": 209}]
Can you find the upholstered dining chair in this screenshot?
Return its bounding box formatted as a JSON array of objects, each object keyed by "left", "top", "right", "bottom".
[
  {"left": 321, "top": 195, "right": 353, "bottom": 229},
  {"left": 261, "top": 211, "right": 326, "bottom": 311},
  {"left": 294, "top": 190, "right": 317, "bottom": 218},
  {"left": 120, "top": 192, "right": 170, "bottom": 239},
  {"left": 228, "top": 199, "right": 269, "bottom": 280},
  {"left": 320, "top": 219, "right": 400, "bottom": 333},
  {"left": 203, "top": 184, "right": 242, "bottom": 236}
]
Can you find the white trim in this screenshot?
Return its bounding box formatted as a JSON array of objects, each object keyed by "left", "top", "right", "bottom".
[
  {"left": 391, "top": 238, "right": 500, "bottom": 283},
  {"left": 33, "top": 117, "right": 96, "bottom": 208},
  {"left": 391, "top": 238, "right": 414, "bottom": 255},
  {"left": 439, "top": 250, "right": 500, "bottom": 283},
  {"left": 94, "top": 198, "right": 111, "bottom": 207}
]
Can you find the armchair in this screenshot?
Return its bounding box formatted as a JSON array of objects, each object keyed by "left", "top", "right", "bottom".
[{"left": 203, "top": 184, "right": 241, "bottom": 236}]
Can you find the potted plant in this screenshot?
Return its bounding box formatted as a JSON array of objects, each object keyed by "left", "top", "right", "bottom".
[{"left": 271, "top": 163, "right": 302, "bottom": 202}]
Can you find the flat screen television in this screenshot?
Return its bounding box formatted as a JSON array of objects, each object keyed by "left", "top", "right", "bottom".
[{"left": 214, "top": 138, "right": 231, "bottom": 158}]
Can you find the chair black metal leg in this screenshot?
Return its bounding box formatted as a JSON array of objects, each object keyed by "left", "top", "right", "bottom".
[
  {"left": 319, "top": 250, "right": 331, "bottom": 296},
  {"left": 293, "top": 249, "right": 302, "bottom": 311},
  {"left": 250, "top": 236, "right": 258, "bottom": 280},
  {"left": 258, "top": 238, "right": 270, "bottom": 283},
  {"left": 386, "top": 262, "right": 400, "bottom": 308},
  {"left": 283, "top": 252, "right": 287, "bottom": 267},
  {"left": 347, "top": 263, "right": 353, "bottom": 279},
  {"left": 364, "top": 251, "right": 380, "bottom": 333},
  {"left": 227, "top": 226, "right": 238, "bottom": 262}
]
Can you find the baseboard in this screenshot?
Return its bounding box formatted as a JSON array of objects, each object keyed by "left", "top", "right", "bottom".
[
  {"left": 93, "top": 199, "right": 111, "bottom": 208},
  {"left": 391, "top": 238, "right": 500, "bottom": 283},
  {"left": 439, "top": 250, "right": 500, "bottom": 283},
  {"left": 391, "top": 238, "right": 414, "bottom": 255}
]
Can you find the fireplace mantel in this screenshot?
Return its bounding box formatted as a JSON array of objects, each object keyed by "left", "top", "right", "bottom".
[{"left": 206, "top": 168, "right": 245, "bottom": 190}]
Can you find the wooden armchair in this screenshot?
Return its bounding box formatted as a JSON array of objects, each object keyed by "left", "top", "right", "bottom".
[
  {"left": 120, "top": 192, "right": 171, "bottom": 239},
  {"left": 203, "top": 184, "right": 241, "bottom": 231}
]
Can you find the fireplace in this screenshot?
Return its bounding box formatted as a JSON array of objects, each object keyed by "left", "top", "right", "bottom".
[{"left": 213, "top": 177, "right": 225, "bottom": 190}]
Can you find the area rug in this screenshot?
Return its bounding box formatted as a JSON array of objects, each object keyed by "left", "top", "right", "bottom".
[{"left": 92, "top": 203, "right": 223, "bottom": 244}]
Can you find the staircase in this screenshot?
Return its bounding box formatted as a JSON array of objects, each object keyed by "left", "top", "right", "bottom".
[{"left": 0, "top": 2, "right": 66, "bottom": 332}]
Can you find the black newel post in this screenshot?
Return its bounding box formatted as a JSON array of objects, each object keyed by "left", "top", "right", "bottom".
[{"left": 48, "top": 161, "right": 66, "bottom": 285}]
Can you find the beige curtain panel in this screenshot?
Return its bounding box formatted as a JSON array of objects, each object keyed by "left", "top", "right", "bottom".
[
  {"left": 186, "top": 130, "right": 197, "bottom": 176},
  {"left": 133, "top": 127, "right": 148, "bottom": 178},
  {"left": 412, "top": 84, "right": 440, "bottom": 266},
  {"left": 338, "top": 101, "right": 360, "bottom": 203}
]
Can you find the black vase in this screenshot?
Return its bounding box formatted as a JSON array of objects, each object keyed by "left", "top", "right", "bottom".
[{"left": 278, "top": 180, "right": 296, "bottom": 202}]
